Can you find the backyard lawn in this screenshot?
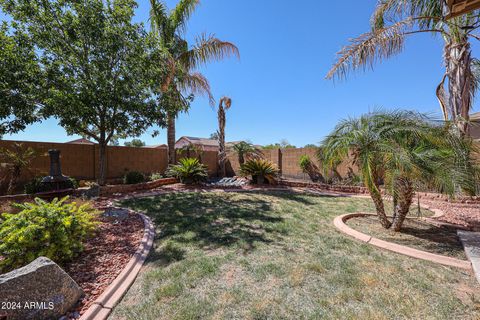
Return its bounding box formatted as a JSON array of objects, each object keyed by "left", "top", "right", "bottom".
[{"left": 110, "top": 191, "right": 480, "bottom": 320}]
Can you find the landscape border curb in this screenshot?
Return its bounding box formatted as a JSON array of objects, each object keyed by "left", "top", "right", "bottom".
[
  {"left": 79, "top": 212, "right": 155, "bottom": 320},
  {"left": 334, "top": 213, "right": 472, "bottom": 270}
]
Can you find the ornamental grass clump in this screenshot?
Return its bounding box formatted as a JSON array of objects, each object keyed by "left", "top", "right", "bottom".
[{"left": 0, "top": 197, "right": 99, "bottom": 273}]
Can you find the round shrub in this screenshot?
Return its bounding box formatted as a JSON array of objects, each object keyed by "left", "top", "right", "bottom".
[
  {"left": 0, "top": 197, "right": 99, "bottom": 273},
  {"left": 123, "top": 171, "right": 145, "bottom": 185}
]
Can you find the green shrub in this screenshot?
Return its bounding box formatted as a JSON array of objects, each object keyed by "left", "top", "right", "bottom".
[
  {"left": 24, "top": 176, "right": 78, "bottom": 194},
  {"left": 124, "top": 171, "right": 145, "bottom": 185},
  {"left": 240, "top": 159, "right": 279, "bottom": 184},
  {"left": 166, "top": 158, "right": 208, "bottom": 184},
  {"left": 150, "top": 172, "right": 164, "bottom": 181},
  {"left": 24, "top": 177, "right": 43, "bottom": 194},
  {"left": 0, "top": 197, "right": 99, "bottom": 273}
]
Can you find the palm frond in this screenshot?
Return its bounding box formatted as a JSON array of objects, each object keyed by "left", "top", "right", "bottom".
[
  {"left": 180, "top": 33, "right": 239, "bottom": 71},
  {"left": 326, "top": 18, "right": 413, "bottom": 80},
  {"left": 178, "top": 72, "right": 214, "bottom": 106},
  {"left": 149, "top": 0, "right": 169, "bottom": 36},
  {"left": 170, "top": 0, "right": 200, "bottom": 34}
]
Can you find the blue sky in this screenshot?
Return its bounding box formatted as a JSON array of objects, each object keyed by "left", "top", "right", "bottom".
[{"left": 4, "top": 0, "right": 479, "bottom": 146}]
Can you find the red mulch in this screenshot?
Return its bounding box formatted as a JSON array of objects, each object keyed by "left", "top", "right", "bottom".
[
  {"left": 63, "top": 211, "right": 144, "bottom": 317},
  {"left": 422, "top": 199, "right": 480, "bottom": 231}
]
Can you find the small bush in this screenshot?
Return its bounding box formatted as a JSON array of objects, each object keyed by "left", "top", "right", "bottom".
[
  {"left": 0, "top": 197, "right": 99, "bottom": 273},
  {"left": 124, "top": 171, "right": 145, "bottom": 185},
  {"left": 166, "top": 158, "right": 208, "bottom": 184},
  {"left": 240, "top": 159, "right": 279, "bottom": 184},
  {"left": 24, "top": 176, "right": 78, "bottom": 194},
  {"left": 150, "top": 172, "right": 164, "bottom": 181}
]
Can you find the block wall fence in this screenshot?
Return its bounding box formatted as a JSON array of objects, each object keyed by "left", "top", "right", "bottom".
[{"left": 1, "top": 139, "right": 479, "bottom": 185}]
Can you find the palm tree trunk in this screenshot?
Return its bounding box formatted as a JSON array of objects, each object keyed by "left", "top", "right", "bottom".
[
  {"left": 167, "top": 113, "right": 176, "bottom": 164},
  {"left": 370, "top": 188, "right": 391, "bottom": 229},
  {"left": 218, "top": 110, "right": 226, "bottom": 178},
  {"left": 444, "top": 38, "right": 473, "bottom": 136},
  {"left": 238, "top": 153, "right": 245, "bottom": 166},
  {"left": 391, "top": 177, "right": 414, "bottom": 232}
]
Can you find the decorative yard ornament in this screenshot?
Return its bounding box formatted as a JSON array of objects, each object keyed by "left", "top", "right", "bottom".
[
  {"left": 40, "top": 149, "right": 74, "bottom": 192},
  {"left": 445, "top": 0, "right": 480, "bottom": 18}
]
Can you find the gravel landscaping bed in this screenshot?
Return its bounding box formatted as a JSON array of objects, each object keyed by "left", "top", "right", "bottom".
[
  {"left": 63, "top": 209, "right": 144, "bottom": 318},
  {"left": 423, "top": 200, "right": 480, "bottom": 230}
]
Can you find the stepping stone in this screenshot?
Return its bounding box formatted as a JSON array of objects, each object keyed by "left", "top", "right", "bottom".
[{"left": 458, "top": 230, "right": 480, "bottom": 282}]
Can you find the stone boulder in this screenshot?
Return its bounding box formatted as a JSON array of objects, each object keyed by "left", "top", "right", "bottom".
[{"left": 0, "top": 257, "right": 84, "bottom": 320}]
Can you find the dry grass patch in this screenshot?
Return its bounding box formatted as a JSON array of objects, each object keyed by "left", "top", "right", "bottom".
[{"left": 110, "top": 191, "right": 480, "bottom": 320}]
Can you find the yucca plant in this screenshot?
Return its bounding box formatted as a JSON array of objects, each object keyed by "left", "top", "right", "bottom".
[
  {"left": 240, "top": 159, "right": 279, "bottom": 185},
  {"left": 166, "top": 157, "right": 208, "bottom": 184}
]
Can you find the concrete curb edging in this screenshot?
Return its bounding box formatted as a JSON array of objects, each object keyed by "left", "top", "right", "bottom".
[
  {"left": 79, "top": 212, "right": 155, "bottom": 320},
  {"left": 334, "top": 213, "right": 472, "bottom": 270}
]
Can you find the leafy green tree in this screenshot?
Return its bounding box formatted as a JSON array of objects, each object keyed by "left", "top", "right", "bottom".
[
  {"left": 149, "top": 0, "right": 239, "bottom": 164},
  {"left": 1, "top": 0, "right": 167, "bottom": 185},
  {"left": 327, "top": 1, "right": 480, "bottom": 136},
  {"left": 209, "top": 132, "right": 219, "bottom": 140},
  {"left": 124, "top": 139, "right": 146, "bottom": 147},
  {"left": 304, "top": 144, "right": 318, "bottom": 149},
  {"left": 0, "top": 22, "right": 42, "bottom": 138},
  {"left": 322, "top": 110, "right": 479, "bottom": 231},
  {"left": 263, "top": 139, "right": 296, "bottom": 149}
]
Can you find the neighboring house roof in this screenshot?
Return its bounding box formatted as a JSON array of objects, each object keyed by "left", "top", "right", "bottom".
[
  {"left": 66, "top": 138, "right": 96, "bottom": 145},
  {"left": 143, "top": 144, "right": 167, "bottom": 149},
  {"left": 176, "top": 136, "right": 219, "bottom": 148}
]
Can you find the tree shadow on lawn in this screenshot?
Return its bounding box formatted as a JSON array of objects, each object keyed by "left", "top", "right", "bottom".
[{"left": 120, "top": 192, "right": 309, "bottom": 265}]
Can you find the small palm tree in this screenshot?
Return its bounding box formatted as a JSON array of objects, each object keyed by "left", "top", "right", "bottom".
[
  {"left": 217, "top": 96, "right": 232, "bottom": 177},
  {"left": 0, "top": 143, "right": 37, "bottom": 195},
  {"left": 149, "top": 0, "right": 240, "bottom": 164},
  {"left": 326, "top": 0, "right": 480, "bottom": 136},
  {"left": 178, "top": 142, "right": 203, "bottom": 159},
  {"left": 230, "top": 141, "right": 263, "bottom": 165},
  {"left": 322, "top": 110, "right": 478, "bottom": 231}
]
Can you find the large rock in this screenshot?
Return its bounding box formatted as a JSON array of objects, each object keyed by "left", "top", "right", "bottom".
[{"left": 0, "top": 257, "right": 84, "bottom": 320}]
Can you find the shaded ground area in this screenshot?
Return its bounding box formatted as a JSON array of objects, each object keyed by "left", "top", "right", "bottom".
[
  {"left": 110, "top": 191, "right": 480, "bottom": 320},
  {"left": 347, "top": 215, "right": 467, "bottom": 260}
]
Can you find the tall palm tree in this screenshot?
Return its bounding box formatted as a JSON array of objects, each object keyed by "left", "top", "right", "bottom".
[
  {"left": 322, "top": 110, "right": 478, "bottom": 231},
  {"left": 217, "top": 96, "right": 231, "bottom": 177},
  {"left": 149, "top": 0, "right": 239, "bottom": 164},
  {"left": 230, "top": 141, "right": 263, "bottom": 165},
  {"left": 326, "top": 1, "right": 480, "bottom": 136}
]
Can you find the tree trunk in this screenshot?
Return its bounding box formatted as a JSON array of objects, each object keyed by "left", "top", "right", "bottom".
[
  {"left": 444, "top": 38, "right": 473, "bottom": 136},
  {"left": 239, "top": 154, "right": 245, "bottom": 166},
  {"left": 167, "top": 113, "right": 176, "bottom": 164},
  {"left": 369, "top": 188, "right": 391, "bottom": 229},
  {"left": 98, "top": 142, "right": 107, "bottom": 186},
  {"left": 218, "top": 109, "right": 226, "bottom": 178},
  {"left": 6, "top": 166, "right": 20, "bottom": 195},
  {"left": 391, "top": 177, "right": 414, "bottom": 232}
]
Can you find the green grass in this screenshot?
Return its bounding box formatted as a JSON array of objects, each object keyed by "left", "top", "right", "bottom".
[{"left": 110, "top": 191, "right": 480, "bottom": 320}]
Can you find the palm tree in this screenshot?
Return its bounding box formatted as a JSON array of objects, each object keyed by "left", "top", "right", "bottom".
[
  {"left": 230, "top": 141, "right": 264, "bottom": 165},
  {"left": 0, "top": 143, "right": 37, "bottom": 195},
  {"left": 217, "top": 96, "right": 231, "bottom": 177},
  {"left": 149, "top": 0, "right": 239, "bottom": 164},
  {"left": 326, "top": 1, "right": 480, "bottom": 136},
  {"left": 322, "top": 110, "right": 478, "bottom": 231}
]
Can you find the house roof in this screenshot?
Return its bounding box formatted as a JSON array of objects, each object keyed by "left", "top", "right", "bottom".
[
  {"left": 447, "top": 0, "right": 480, "bottom": 18},
  {"left": 176, "top": 136, "right": 219, "bottom": 147},
  {"left": 143, "top": 144, "right": 167, "bottom": 149},
  {"left": 471, "top": 112, "right": 480, "bottom": 121},
  {"left": 66, "top": 138, "right": 96, "bottom": 145}
]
